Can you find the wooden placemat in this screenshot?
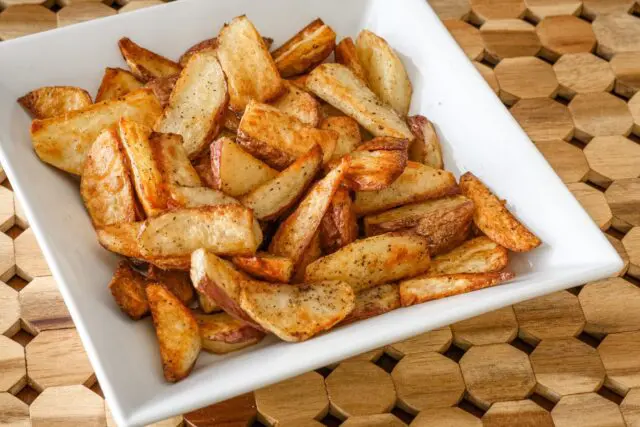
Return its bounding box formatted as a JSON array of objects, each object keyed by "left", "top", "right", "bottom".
[{"left": 1, "top": 0, "right": 640, "bottom": 425}]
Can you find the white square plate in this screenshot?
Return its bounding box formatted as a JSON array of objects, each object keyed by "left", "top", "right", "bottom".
[{"left": 0, "top": 0, "right": 622, "bottom": 425}]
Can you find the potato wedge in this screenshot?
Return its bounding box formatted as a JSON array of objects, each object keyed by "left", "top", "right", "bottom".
[
  {"left": 320, "top": 116, "right": 362, "bottom": 160},
  {"left": 292, "top": 232, "right": 322, "bottom": 283},
  {"left": 147, "top": 256, "right": 192, "bottom": 271},
  {"left": 342, "top": 283, "right": 400, "bottom": 324},
  {"left": 335, "top": 37, "right": 367, "bottom": 83},
  {"left": 304, "top": 232, "right": 431, "bottom": 293},
  {"left": 197, "top": 289, "right": 220, "bottom": 314},
  {"left": 240, "top": 144, "right": 323, "bottom": 220},
  {"left": 356, "top": 30, "right": 413, "bottom": 117},
  {"left": 307, "top": 63, "right": 413, "bottom": 140},
  {"left": 96, "top": 68, "right": 143, "bottom": 102},
  {"left": 30, "top": 88, "right": 162, "bottom": 175},
  {"left": 118, "top": 119, "right": 168, "bottom": 217},
  {"left": 407, "top": 115, "right": 443, "bottom": 169},
  {"left": 155, "top": 50, "right": 228, "bottom": 159},
  {"left": 342, "top": 137, "right": 408, "bottom": 191},
  {"left": 216, "top": 15, "right": 283, "bottom": 112},
  {"left": 179, "top": 36, "right": 274, "bottom": 67},
  {"left": 270, "top": 81, "right": 321, "bottom": 127},
  {"left": 271, "top": 18, "right": 336, "bottom": 78},
  {"left": 146, "top": 283, "right": 201, "bottom": 382},
  {"left": 80, "top": 128, "right": 137, "bottom": 227},
  {"left": 320, "top": 187, "right": 358, "bottom": 253},
  {"left": 139, "top": 205, "right": 259, "bottom": 258},
  {"left": 18, "top": 86, "right": 92, "bottom": 119},
  {"left": 269, "top": 157, "right": 350, "bottom": 265},
  {"left": 147, "top": 265, "right": 194, "bottom": 305},
  {"left": 211, "top": 137, "right": 278, "bottom": 197},
  {"left": 192, "top": 149, "right": 216, "bottom": 188},
  {"left": 237, "top": 101, "right": 337, "bottom": 169},
  {"left": 354, "top": 161, "right": 458, "bottom": 215},
  {"left": 145, "top": 74, "right": 178, "bottom": 108},
  {"left": 150, "top": 132, "right": 201, "bottom": 188},
  {"left": 96, "top": 221, "right": 144, "bottom": 258},
  {"left": 399, "top": 272, "right": 515, "bottom": 306},
  {"left": 287, "top": 74, "right": 310, "bottom": 90},
  {"left": 427, "top": 236, "right": 509, "bottom": 275},
  {"left": 460, "top": 172, "right": 541, "bottom": 252},
  {"left": 109, "top": 261, "right": 149, "bottom": 319},
  {"left": 239, "top": 280, "right": 355, "bottom": 342},
  {"left": 223, "top": 109, "right": 242, "bottom": 133},
  {"left": 118, "top": 37, "right": 182, "bottom": 82},
  {"left": 195, "top": 312, "right": 265, "bottom": 354},
  {"left": 415, "top": 202, "right": 474, "bottom": 256},
  {"left": 232, "top": 253, "right": 294, "bottom": 283}
]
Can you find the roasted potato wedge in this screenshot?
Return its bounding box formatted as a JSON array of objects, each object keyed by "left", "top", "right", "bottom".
[
  {"left": 96, "top": 68, "right": 143, "bottom": 102},
  {"left": 287, "top": 74, "right": 310, "bottom": 90},
  {"left": 335, "top": 37, "right": 367, "bottom": 83},
  {"left": 179, "top": 37, "right": 218, "bottom": 67},
  {"left": 80, "top": 128, "right": 137, "bottom": 227},
  {"left": 407, "top": 115, "right": 443, "bottom": 169},
  {"left": 19, "top": 86, "right": 92, "bottom": 119},
  {"left": 305, "top": 232, "right": 431, "bottom": 293},
  {"left": 427, "top": 236, "right": 509, "bottom": 276},
  {"left": 155, "top": 50, "right": 228, "bottom": 159},
  {"left": 320, "top": 187, "right": 358, "bottom": 254},
  {"left": 109, "top": 261, "right": 149, "bottom": 319},
  {"left": 118, "top": 37, "right": 182, "bottom": 82},
  {"left": 96, "top": 221, "right": 144, "bottom": 258},
  {"left": 30, "top": 88, "right": 162, "bottom": 175},
  {"left": 354, "top": 161, "right": 458, "bottom": 215},
  {"left": 271, "top": 18, "right": 336, "bottom": 78},
  {"left": 306, "top": 63, "right": 413, "bottom": 139},
  {"left": 145, "top": 74, "right": 178, "bottom": 108},
  {"left": 460, "top": 172, "right": 541, "bottom": 252},
  {"left": 356, "top": 30, "right": 412, "bottom": 117},
  {"left": 197, "top": 289, "right": 220, "bottom": 314},
  {"left": 320, "top": 116, "right": 362, "bottom": 160},
  {"left": 151, "top": 132, "right": 201, "bottom": 188},
  {"left": 211, "top": 137, "right": 278, "bottom": 197},
  {"left": 232, "top": 253, "right": 294, "bottom": 283},
  {"left": 237, "top": 101, "right": 337, "bottom": 169},
  {"left": 269, "top": 157, "right": 350, "bottom": 265},
  {"left": 415, "top": 202, "right": 474, "bottom": 256},
  {"left": 146, "top": 283, "right": 201, "bottom": 382},
  {"left": 147, "top": 265, "right": 194, "bottom": 305},
  {"left": 270, "top": 81, "right": 321, "bottom": 127},
  {"left": 399, "top": 272, "right": 515, "bottom": 306},
  {"left": 342, "top": 137, "right": 408, "bottom": 191},
  {"left": 342, "top": 283, "right": 400, "bottom": 324},
  {"left": 139, "top": 205, "right": 259, "bottom": 258},
  {"left": 195, "top": 312, "right": 265, "bottom": 354},
  {"left": 192, "top": 149, "right": 216, "bottom": 188},
  {"left": 223, "top": 109, "right": 242, "bottom": 133},
  {"left": 239, "top": 280, "right": 355, "bottom": 342},
  {"left": 168, "top": 186, "right": 239, "bottom": 208},
  {"left": 292, "top": 231, "right": 322, "bottom": 283},
  {"left": 146, "top": 256, "right": 192, "bottom": 271},
  {"left": 216, "top": 15, "right": 283, "bottom": 112},
  {"left": 240, "top": 144, "right": 323, "bottom": 220}
]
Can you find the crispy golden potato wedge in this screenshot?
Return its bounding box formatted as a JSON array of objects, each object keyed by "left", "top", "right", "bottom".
[
  {"left": 18, "top": 86, "right": 92, "bottom": 119},
  {"left": 192, "top": 149, "right": 216, "bottom": 188},
  {"left": 118, "top": 119, "right": 168, "bottom": 217},
  {"left": 341, "top": 137, "right": 408, "bottom": 191},
  {"left": 118, "top": 37, "right": 182, "bottom": 82},
  {"left": 109, "top": 261, "right": 149, "bottom": 319},
  {"left": 356, "top": 30, "right": 413, "bottom": 117},
  {"left": 216, "top": 15, "right": 283, "bottom": 112},
  {"left": 145, "top": 75, "right": 178, "bottom": 108},
  {"left": 96, "top": 221, "right": 144, "bottom": 258},
  {"left": 195, "top": 312, "right": 265, "bottom": 354},
  {"left": 231, "top": 253, "right": 294, "bottom": 283},
  {"left": 151, "top": 132, "right": 201, "bottom": 188},
  {"left": 320, "top": 186, "right": 358, "bottom": 254},
  {"left": 269, "top": 157, "right": 350, "bottom": 265},
  {"left": 147, "top": 265, "right": 194, "bottom": 305},
  {"left": 270, "top": 81, "right": 321, "bottom": 127},
  {"left": 179, "top": 36, "right": 274, "bottom": 67},
  {"left": 342, "top": 283, "right": 400, "bottom": 324},
  {"left": 399, "top": 272, "right": 515, "bottom": 306},
  {"left": 146, "top": 283, "right": 201, "bottom": 382},
  {"left": 30, "top": 88, "right": 162, "bottom": 175},
  {"left": 292, "top": 231, "right": 322, "bottom": 283},
  {"left": 305, "top": 232, "right": 431, "bottom": 293},
  {"left": 407, "top": 115, "right": 443, "bottom": 169},
  {"left": 211, "top": 137, "right": 278, "bottom": 197},
  {"left": 287, "top": 74, "right": 310, "bottom": 90},
  {"left": 80, "top": 128, "right": 137, "bottom": 228},
  {"left": 96, "top": 68, "right": 143, "bottom": 102},
  {"left": 271, "top": 18, "right": 336, "bottom": 78},
  {"left": 320, "top": 116, "right": 362, "bottom": 160},
  {"left": 139, "top": 205, "right": 259, "bottom": 258},
  {"left": 335, "top": 37, "right": 367, "bottom": 83},
  {"left": 197, "top": 289, "right": 220, "bottom": 314},
  {"left": 155, "top": 50, "right": 228, "bottom": 159},
  {"left": 460, "top": 172, "right": 541, "bottom": 252},
  {"left": 427, "top": 236, "right": 509, "bottom": 276},
  {"left": 239, "top": 280, "right": 354, "bottom": 342},
  {"left": 354, "top": 161, "right": 458, "bottom": 215},
  {"left": 237, "top": 101, "right": 337, "bottom": 169},
  {"left": 240, "top": 144, "right": 323, "bottom": 220},
  {"left": 307, "top": 64, "right": 413, "bottom": 139},
  {"left": 147, "top": 256, "right": 192, "bottom": 271}
]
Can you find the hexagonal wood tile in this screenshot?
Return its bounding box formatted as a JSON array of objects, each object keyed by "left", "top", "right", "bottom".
[
  {"left": 494, "top": 56, "right": 558, "bottom": 105},
  {"left": 30, "top": 385, "right": 105, "bottom": 427},
  {"left": 0, "top": 233, "right": 15, "bottom": 283},
  {"left": 470, "top": 0, "right": 525, "bottom": 24},
  {"left": 482, "top": 400, "right": 553, "bottom": 427},
  {"left": 569, "top": 93, "right": 633, "bottom": 143},
  {"left": 610, "top": 52, "right": 640, "bottom": 98},
  {"left": 14, "top": 227, "right": 50, "bottom": 280},
  {"left": 118, "top": 0, "right": 164, "bottom": 13},
  {"left": 535, "top": 140, "right": 589, "bottom": 184},
  {"left": 19, "top": 276, "right": 72, "bottom": 335},
  {"left": 57, "top": 3, "right": 116, "bottom": 27},
  {"left": 536, "top": 15, "right": 596, "bottom": 61},
  {"left": 451, "top": 306, "right": 518, "bottom": 350},
  {"left": 621, "top": 388, "right": 640, "bottom": 427},
  {"left": 524, "top": 0, "right": 581, "bottom": 22},
  {"left": 553, "top": 53, "right": 615, "bottom": 98},
  {"left": 584, "top": 136, "right": 640, "bottom": 187},
  {"left": 598, "top": 331, "right": 640, "bottom": 396},
  {"left": 582, "top": 0, "right": 635, "bottom": 20},
  {"left": 410, "top": 407, "right": 481, "bottom": 427},
  {"left": 623, "top": 226, "right": 640, "bottom": 279},
  {"left": 386, "top": 327, "right": 452, "bottom": 359},
  {"left": 474, "top": 61, "right": 499, "bottom": 94},
  {"left": 566, "top": 182, "right": 612, "bottom": 230},
  {"left": 184, "top": 392, "right": 257, "bottom": 427},
  {"left": 0, "top": 335, "right": 26, "bottom": 394},
  {"left": 0, "top": 392, "right": 29, "bottom": 427},
  {"left": 0, "top": 282, "right": 20, "bottom": 337},
  {"left": 0, "top": 186, "right": 14, "bottom": 233},
  {"left": 605, "top": 178, "right": 640, "bottom": 233},
  {"left": 551, "top": 392, "right": 625, "bottom": 427},
  {"left": 341, "top": 414, "right": 406, "bottom": 427},
  {"left": 510, "top": 98, "right": 574, "bottom": 142},
  {"left": 427, "top": 0, "right": 471, "bottom": 20},
  {"left": 0, "top": 5, "right": 56, "bottom": 40},
  {"left": 480, "top": 19, "right": 540, "bottom": 63},
  {"left": 443, "top": 20, "right": 484, "bottom": 61},
  {"left": 14, "top": 196, "right": 28, "bottom": 229},
  {"left": 604, "top": 233, "right": 630, "bottom": 277},
  {"left": 593, "top": 13, "right": 640, "bottom": 60},
  {"left": 579, "top": 277, "right": 640, "bottom": 337}
]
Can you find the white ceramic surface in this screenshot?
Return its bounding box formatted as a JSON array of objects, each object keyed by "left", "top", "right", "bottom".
[{"left": 0, "top": 0, "right": 622, "bottom": 425}]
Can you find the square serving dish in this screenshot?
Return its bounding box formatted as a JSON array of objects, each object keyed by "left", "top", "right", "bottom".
[{"left": 0, "top": 0, "right": 622, "bottom": 425}]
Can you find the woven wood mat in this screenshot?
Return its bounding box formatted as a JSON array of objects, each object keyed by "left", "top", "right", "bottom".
[{"left": 2, "top": 0, "right": 640, "bottom": 426}]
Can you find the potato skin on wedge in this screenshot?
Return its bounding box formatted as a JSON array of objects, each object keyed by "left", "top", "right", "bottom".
[
  {"left": 147, "top": 265, "right": 194, "bottom": 305},
  {"left": 96, "top": 67, "right": 143, "bottom": 102},
  {"left": 145, "top": 74, "right": 178, "bottom": 108},
  {"left": 269, "top": 81, "right": 321, "bottom": 127},
  {"left": 151, "top": 132, "right": 201, "bottom": 188},
  {"left": 109, "top": 261, "right": 149, "bottom": 319},
  {"left": 343, "top": 137, "right": 408, "bottom": 191},
  {"left": 239, "top": 280, "right": 355, "bottom": 342},
  {"left": 232, "top": 253, "right": 294, "bottom": 283},
  {"left": 320, "top": 116, "right": 362, "bottom": 160},
  {"left": 18, "top": 86, "right": 92, "bottom": 119},
  {"left": 97, "top": 221, "right": 145, "bottom": 258},
  {"left": 118, "top": 37, "right": 182, "bottom": 82},
  {"left": 195, "top": 312, "right": 265, "bottom": 354},
  {"left": 427, "top": 236, "right": 509, "bottom": 275},
  {"left": 335, "top": 37, "right": 368, "bottom": 83},
  {"left": 460, "top": 172, "right": 541, "bottom": 252},
  {"left": 146, "top": 283, "right": 201, "bottom": 382},
  {"left": 292, "top": 231, "right": 322, "bottom": 284},
  {"left": 342, "top": 283, "right": 400, "bottom": 324},
  {"left": 320, "top": 186, "right": 358, "bottom": 254},
  {"left": 407, "top": 115, "right": 443, "bottom": 169}
]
